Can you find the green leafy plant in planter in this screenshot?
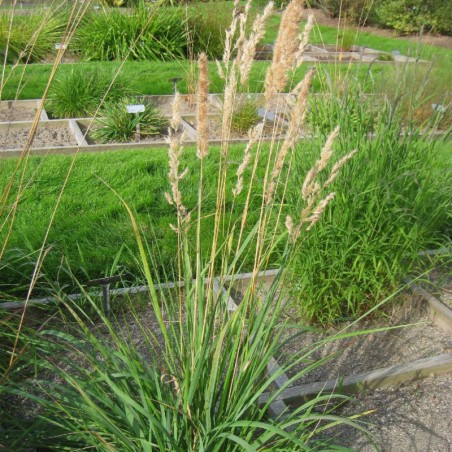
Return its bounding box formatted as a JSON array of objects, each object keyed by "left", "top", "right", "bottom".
[
  {"left": 91, "top": 99, "right": 168, "bottom": 143},
  {"left": 230, "top": 97, "right": 261, "bottom": 135},
  {"left": 46, "top": 66, "right": 133, "bottom": 118}
]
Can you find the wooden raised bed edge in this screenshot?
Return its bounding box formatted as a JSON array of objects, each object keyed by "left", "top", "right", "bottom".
[{"left": 258, "top": 354, "right": 452, "bottom": 409}]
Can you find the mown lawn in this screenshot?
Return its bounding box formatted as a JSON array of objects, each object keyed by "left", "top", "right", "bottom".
[{"left": 0, "top": 144, "right": 270, "bottom": 297}]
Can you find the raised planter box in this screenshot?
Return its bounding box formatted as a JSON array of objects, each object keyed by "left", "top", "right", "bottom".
[{"left": 0, "top": 99, "right": 48, "bottom": 123}]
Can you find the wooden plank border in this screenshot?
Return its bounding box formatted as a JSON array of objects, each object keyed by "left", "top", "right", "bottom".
[{"left": 259, "top": 354, "right": 452, "bottom": 409}]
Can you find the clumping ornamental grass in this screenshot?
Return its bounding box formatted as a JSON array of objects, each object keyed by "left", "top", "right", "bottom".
[{"left": 0, "top": 0, "right": 376, "bottom": 449}]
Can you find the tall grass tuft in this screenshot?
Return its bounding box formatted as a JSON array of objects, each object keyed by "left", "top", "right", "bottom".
[
  {"left": 0, "top": 0, "right": 374, "bottom": 448},
  {"left": 289, "top": 88, "right": 451, "bottom": 323},
  {"left": 75, "top": 2, "right": 188, "bottom": 61},
  {"left": 92, "top": 98, "right": 169, "bottom": 143},
  {"left": 46, "top": 66, "right": 133, "bottom": 118},
  {"left": 0, "top": 8, "right": 67, "bottom": 63}
]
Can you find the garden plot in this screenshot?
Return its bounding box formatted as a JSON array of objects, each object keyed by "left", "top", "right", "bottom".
[
  {"left": 279, "top": 298, "right": 450, "bottom": 387},
  {"left": 143, "top": 94, "right": 221, "bottom": 116},
  {"left": 226, "top": 282, "right": 452, "bottom": 387},
  {"left": 183, "top": 114, "right": 287, "bottom": 141},
  {"left": 254, "top": 43, "right": 427, "bottom": 63},
  {"left": 424, "top": 263, "right": 452, "bottom": 309},
  {"left": 0, "top": 100, "right": 48, "bottom": 122},
  {"left": 293, "top": 45, "right": 425, "bottom": 63},
  {"left": 0, "top": 120, "right": 77, "bottom": 152},
  {"left": 76, "top": 118, "right": 194, "bottom": 149}
]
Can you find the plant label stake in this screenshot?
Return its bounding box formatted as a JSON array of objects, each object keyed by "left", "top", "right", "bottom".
[
  {"left": 86, "top": 275, "right": 121, "bottom": 319},
  {"left": 168, "top": 77, "right": 182, "bottom": 94},
  {"left": 126, "top": 104, "right": 145, "bottom": 141}
]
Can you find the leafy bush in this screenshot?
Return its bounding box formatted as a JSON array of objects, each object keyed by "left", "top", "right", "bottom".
[
  {"left": 75, "top": 2, "right": 188, "bottom": 61},
  {"left": 46, "top": 66, "right": 133, "bottom": 118},
  {"left": 0, "top": 9, "right": 66, "bottom": 63},
  {"left": 309, "top": 0, "right": 377, "bottom": 25},
  {"left": 91, "top": 98, "right": 168, "bottom": 143},
  {"left": 375, "top": 0, "right": 452, "bottom": 35}
]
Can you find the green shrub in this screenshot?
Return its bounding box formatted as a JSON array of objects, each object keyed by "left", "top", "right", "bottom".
[
  {"left": 46, "top": 66, "right": 133, "bottom": 118},
  {"left": 91, "top": 98, "right": 168, "bottom": 143},
  {"left": 310, "top": 0, "right": 377, "bottom": 25},
  {"left": 375, "top": 0, "right": 452, "bottom": 35},
  {"left": 75, "top": 2, "right": 188, "bottom": 61}
]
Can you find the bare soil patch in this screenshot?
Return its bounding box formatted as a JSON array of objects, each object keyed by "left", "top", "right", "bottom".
[
  {"left": 185, "top": 115, "right": 287, "bottom": 140},
  {"left": 0, "top": 126, "right": 77, "bottom": 149},
  {"left": 279, "top": 295, "right": 450, "bottom": 387},
  {"left": 329, "top": 373, "right": 452, "bottom": 451},
  {"left": 153, "top": 95, "right": 198, "bottom": 116},
  {"left": 0, "top": 106, "right": 38, "bottom": 122}
]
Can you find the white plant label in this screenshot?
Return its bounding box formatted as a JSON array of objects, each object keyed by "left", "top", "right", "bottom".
[
  {"left": 126, "top": 104, "right": 145, "bottom": 114},
  {"left": 54, "top": 43, "right": 67, "bottom": 50}
]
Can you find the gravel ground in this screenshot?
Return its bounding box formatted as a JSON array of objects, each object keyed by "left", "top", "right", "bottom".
[
  {"left": 279, "top": 295, "right": 451, "bottom": 386},
  {"left": 327, "top": 373, "right": 452, "bottom": 451},
  {"left": 426, "top": 264, "right": 452, "bottom": 309},
  {"left": 184, "top": 115, "right": 287, "bottom": 140},
  {"left": 0, "top": 106, "right": 38, "bottom": 122},
  {"left": 0, "top": 127, "right": 77, "bottom": 149}
]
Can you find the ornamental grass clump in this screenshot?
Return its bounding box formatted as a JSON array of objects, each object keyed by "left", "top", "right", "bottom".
[
  {"left": 75, "top": 1, "right": 188, "bottom": 61},
  {"left": 91, "top": 98, "right": 168, "bottom": 143},
  {"left": 0, "top": 8, "right": 67, "bottom": 63},
  {"left": 0, "top": 0, "right": 375, "bottom": 449},
  {"left": 46, "top": 66, "right": 133, "bottom": 118}
]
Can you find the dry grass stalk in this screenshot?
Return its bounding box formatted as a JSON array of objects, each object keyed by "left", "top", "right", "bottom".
[
  {"left": 302, "top": 125, "right": 339, "bottom": 201},
  {"left": 232, "top": 123, "right": 263, "bottom": 196},
  {"left": 264, "top": 0, "right": 305, "bottom": 101},
  {"left": 295, "top": 14, "right": 314, "bottom": 67},
  {"left": 196, "top": 53, "right": 209, "bottom": 160},
  {"left": 165, "top": 94, "right": 189, "bottom": 230},
  {"left": 286, "top": 131, "right": 356, "bottom": 243},
  {"left": 222, "top": 0, "right": 241, "bottom": 67},
  {"left": 323, "top": 149, "right": 357, "bottom": 188},
  {"left": 238, "top": 2, "right": 274, "bottom": 85},
  {"left": 264, "top": 68, "right": 314, "bottom": 204}
]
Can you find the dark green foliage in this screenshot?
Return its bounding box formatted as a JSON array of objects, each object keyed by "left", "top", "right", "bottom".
[
  {"left": 91, "top": 98, "right": 168, "bottom": 143},
  {"left": 308, "top": 0, "right": 376, "bottom": 25},
  {"left": 374, "top": 0, "right": 452, "bottom": 35},
  {"left": 188, "top": 9, "right": 229, "bottom": 59},
  {"left": 46, "top": 66, "right": 133, "bottom": 118},
  {"left": 75, "top": 2, "right": 188, "bottom": 61}
]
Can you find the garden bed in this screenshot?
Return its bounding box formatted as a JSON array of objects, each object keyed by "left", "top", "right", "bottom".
[
  {"left": 0, "top": 100, "right": 48, "bottom": 122},
  {"left": 143, "top": 94, "right": 221, "bottom": 116},
  {"left": 0, "top": 120, "right": 77, "bottom": 151},
  {"left": 183, "top": 114, "right": 287, "bottom": 141}
]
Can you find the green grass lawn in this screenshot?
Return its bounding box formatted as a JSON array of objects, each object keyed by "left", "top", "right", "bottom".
[
  {"left": 1, "top": 59, "right": 394, "bottom": 101},
  {"left": 0, "top": 144, "right": 270, "bottom": 297}
]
